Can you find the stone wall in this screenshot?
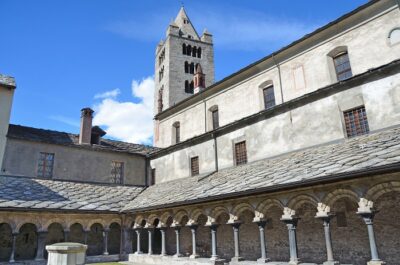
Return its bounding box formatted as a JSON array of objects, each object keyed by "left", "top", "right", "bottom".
[
  {"left": 2, "top": 138, "right": 147, "bottom": 186},
  {"left": 0, "top": 83, "right": 15, "bottom": 171}
]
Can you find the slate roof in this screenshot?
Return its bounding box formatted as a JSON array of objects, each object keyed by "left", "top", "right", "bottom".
[
  {"left": 0, "top": 176, "right": 144, "bottom": 212},
  {"left": 123, "top": 127, "right": 400, "bottom": 212},
  {"left": 8, "top": 124, "right": 159, "bottom": 156}
]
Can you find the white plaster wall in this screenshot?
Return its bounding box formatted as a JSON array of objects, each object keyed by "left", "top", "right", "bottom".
[
  {"left": 155, "top": 4, "right": 400, "bottom": 148},
  {"left": 0, "top": 86, "right": 15, "bottom": 170},
  {"left": 151, "top": 73, "right": 400, "bottom": 183}
]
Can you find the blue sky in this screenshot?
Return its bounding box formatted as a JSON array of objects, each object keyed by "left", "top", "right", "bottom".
[{"left": 0, "top": 0, "right": 367, "bottom": 144}]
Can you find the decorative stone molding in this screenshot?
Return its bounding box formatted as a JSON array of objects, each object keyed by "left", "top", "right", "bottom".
[
  {"left": 281, "top": 207, "right": 296, "bottom": 220},
  {"left": 316, "top": 203, "right": 331, "bottom": 218},
  {"left": 253, "top": 211, "right": 265, "bottom": 223},
  {"left": 357, "top": 198, "right": 374, "bottom": 214}
]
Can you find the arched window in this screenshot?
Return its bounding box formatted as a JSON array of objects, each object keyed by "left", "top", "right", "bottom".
[
  {"left": 182, "top": 44, "right": 187, "bottom": 55},
  {"left": 328, "top": 46, "right": 352, "bottom": 82},
  {"left": 184, "top": 61, "right": 189, "bottom": 73},
  {"left": 192, "top": 46, "right": 197, "bottom": 57},
  {"left": 263, "top": 85, "right": 275, "bottom": 110},
  {"left": 389, "top": 28, "right": 400, "bottom": 46},
  {"left": 190, "top": 81, "right": 194, "bottom": 92},
  {"left": 190, "top": 63, "right": 195, "bottom": 74},
  {"left": 187, "top": 45, "right": 192, "bottom": 55},
  {"left": 197, "top": 47, "right": 202, "bottom": 58},
  {"left": 158, "top": 87, "right": 163, "bottom": 113},
  {"left": 172, "top": 122, "right": 180, "bottom": 144}
]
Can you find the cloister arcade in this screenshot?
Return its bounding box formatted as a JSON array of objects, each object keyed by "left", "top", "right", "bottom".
[
  {"left": 0, "top": 178, "right": 399, "bottom": 265},
  {"left": 129, "top": 179, "right": 400, "bottom": 265}
]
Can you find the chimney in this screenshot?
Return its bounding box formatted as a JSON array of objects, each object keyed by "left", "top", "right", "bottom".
[
  {"left": 79, "top": 108, "right": 94, "bottom": 145},
  {"left": 193, "top": 64, "right": 206, "bottom": 94}
]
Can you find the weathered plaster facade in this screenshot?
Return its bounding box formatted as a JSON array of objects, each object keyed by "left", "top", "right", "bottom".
[{"left": 0, "top": 75, "right": 15, "bottom": 171}]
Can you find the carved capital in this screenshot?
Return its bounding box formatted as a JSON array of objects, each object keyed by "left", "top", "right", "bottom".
[
  {"left": 281, "top": 207, "right": 296, "bottom": 220},
  {"left": 357, "top": 198, "right": 374, "bottom": 214},
  {"left": 315, "top": 203, "right": 332, "bottom": 218}
]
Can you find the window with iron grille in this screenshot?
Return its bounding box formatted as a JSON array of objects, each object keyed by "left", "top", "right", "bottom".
[
  {"left": 343, "top": 106, "right": 369, "bottom": 138},
  {"left": 191, "top": 156, "right": 199, "bottom": 176},
  {"left": 234, "top": 141, "right": 247, "bottom": 166},
  {"left": 37, "top": 152, "right": 55, "bottom": 179},
  {"left": 111, "top": 161, "right": 124, "bottom": 184},
  {"left": 151, "top": 168, "right": 156, "bottom": 186},
  {"left": 334, "top": 52, "right": 352, "bottom": 81},
  {"left": 263, "top": 86, "right": 275, "bottom": 109},
  {"left": 212, "top": 109, "right": 219, "bottom": 130}
]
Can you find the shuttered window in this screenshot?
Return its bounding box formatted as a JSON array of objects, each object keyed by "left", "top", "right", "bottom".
[
  {"left": 37, "top": 152, "right": 55, "bottom": 179},
  {"left": 111, "top": 161, "right": 124, "bottom": 184},
  {"left": 191, "top": 156, "right": 199, "bottom": 176},
  {"left": 234, "top": 141, "right": 248, "bottom": 165}
]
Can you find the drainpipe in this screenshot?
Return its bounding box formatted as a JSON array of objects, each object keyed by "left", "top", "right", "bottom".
[
  {"left": 213, "top": 133, "right": 219, "bottom": 172},
  {"left": 272, "top": 53, "right": 284, "bottom": 103},
  {"left": 204, "top": 100, "right": 207, "bottom": 133}
]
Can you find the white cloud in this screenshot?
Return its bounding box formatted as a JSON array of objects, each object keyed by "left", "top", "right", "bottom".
[
  {"left": 94, "top": 88, "right": 121, "bottom": 99},
  {"left": 49, "top": 115, "right": 79, "bottom": 128},
  {"left": 93, "top": 77, "right": 154, "bottom": 144}
]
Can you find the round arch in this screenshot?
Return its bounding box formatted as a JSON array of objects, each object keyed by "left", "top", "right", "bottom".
[
  {"left": 322, "top": 188, "right": 359, "bottom": 206},
  {"left": 287, "top": 194, "right": 319, "bottom": 210},
  {"left": 365, "top": 181, "right": 400, "bottom": 202},
  {"left": 15, "top": 223, "right": 37, "bottom": 261}
]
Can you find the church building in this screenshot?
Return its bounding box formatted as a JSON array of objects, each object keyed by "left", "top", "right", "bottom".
[{"left": 1, "top": 0, "right": 400, "bottom": 265}]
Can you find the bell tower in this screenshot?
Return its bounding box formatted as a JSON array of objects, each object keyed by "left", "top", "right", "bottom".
[{"left": 154, "top": 7, "right": 215, "bottom": 115}]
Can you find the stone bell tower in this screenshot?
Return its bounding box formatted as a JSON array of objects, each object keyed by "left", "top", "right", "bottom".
[{"left": 154, "top": 7, "right": 215, "bottom": 115}]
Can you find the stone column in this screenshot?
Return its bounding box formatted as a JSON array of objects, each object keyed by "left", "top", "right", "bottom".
[
  {"left": 173, "top": 226, "right": 183, "bottom": 257},
  {"left": 189, "top": 224, "right": 199, "bottom": 259},
  {"left": 281, "top": 208, "right": 299, "bottom": 265},
  {"left": 64, "top": 229, "right": 70, "bottom": 242},
  {"left": 159, "top": 227, "right": 167, "bottom": 256},
  {"left": 255, "top": 220, "right": 270, "bottom": 263},
  {"left": 357, "top": 198, "right": 385, "bottom": 265},
  {"left": 230, "top": 222, "right": 243, "bottom": 262},
  {"left": 35, "top": 231, "right": 47, "bottom": 261},
  {"left": 121, "top": 227, "right": 132, "bottom": 255},
  {"left": 9, "top": 232, "right": 17, "bottom": 263},
  {"left": 210, "top": 224, "right": 219, "bottom": 261},
  {"left": 315, "top": 203, "right": 338, "bottom": 265},
  {"left": 103, "top": 228, "right": 109, "bottom": 255},
  {"left": 84, "top": 229, "right": 89, "bottom": 245},
  {"left": 135, "top": 228, "right": 143, "bottom": 255},
  {"left": 147, "top": 227, "right": 153, "bottom": 255}
]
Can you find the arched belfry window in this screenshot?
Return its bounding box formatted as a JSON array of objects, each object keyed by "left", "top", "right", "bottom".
[
  {"left": 185, "top": 61, "right": 189, "bottom": 73},
  {"left": 187, "top": 45, "right": 192, "bottom": 55},
  {"left": 192, "top": 46, "right": 197, "bottom": 57},
  {"left": 328, "top": 46, "right": 352, "bottom": 82},
  {"left": 185, "top": 80, "right": 190, "bottom": 93},
  {"left": 197, "top": 47, "right": 202, "bottom": 58},
  {"left": 182, "top": 44, "right": 187, "bottom": 55},
  {"left": 190, "top": 63, "right": 195, "bottom": 74},
  {"left": 158, "top": 87, "right": 163, "bottom": 113}
]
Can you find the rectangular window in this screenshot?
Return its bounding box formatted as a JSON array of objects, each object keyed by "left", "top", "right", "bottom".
[
  {"left": 334, "top": 52, "right": 353, "bottom": 81},
  {"left": 234, "top": 141, "right": 248, "bottom": 166},
  {"left": 263, "top": 86, "right": 275, "bottom": 110},
  {"left": 37, "top": 152, "right": 55, "bottom": 179},
  {"left": 151, "top": 168, "right": 156, "bottom": 186},
  {"left": 111, "top": 161, "right": 124, "bottom": 184},
  {"left": 191, "top": 156, "right": 199, "bottom": 176},
  {"left": 212, "top": 109, "right": 219, "bottom": 130},
  {"left": 175, "top": 124, "right": 180, "bottom": 144},
  {"left": 343, "top": 106, "right": 369, "bottom": 138}
]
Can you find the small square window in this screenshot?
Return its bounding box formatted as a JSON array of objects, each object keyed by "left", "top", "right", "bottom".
[
  {"left": 191, "top": 156, "right": 199, "bottom": 176},
  {"left": 234, "top": 141, "right": 248, "bottom": 166},
  {"left": 37, "top": 152, "right": 55, "bottom": 179},
  {"left": 111, "top": 161, "right": 124, "bottom": 184},
  {"left": 343, "top": 106, "right": 369, "bottom": 138}
]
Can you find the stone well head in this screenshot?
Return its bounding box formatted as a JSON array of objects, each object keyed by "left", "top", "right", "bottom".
[{"left": 46, "top": 242, "right": 87, "bottom": 265}]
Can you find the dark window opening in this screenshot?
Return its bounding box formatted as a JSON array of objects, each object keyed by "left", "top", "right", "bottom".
[
  {"left": 187, "top": 45, "right": 192, "bottom": 55},
  {"left": 191, "top": 156, "right": 199, "bottom": 176},
  {"left": 234, "top": 141, "right": 247, "bottom": 166},
  {"left": 212, "top": 109, "right": 219, "bottom": 130},
  {"left": 197, "top": 47, "right": 202, "bottom": 58},
  {"left": 192, "top": 47, "right": 197, "bottom": 57},
  {"left": 182, "top": 44, "right": 187, "bottom": 55},
  {"left": 151, "top": 168, "right": 156, "bottom": 186},
  {"left": 190, "top": 63, "right": 195, "bottom": 74},
  {"left": 185, "top": 80, "right": 194, "bottom": 94},
  {"left": 158, "top": 88, "right": 163, "bottom": 113},
  {"left": 37, "top": 152, "right": 55, "bottom": 179},
  {"left": 334, "top": 52, "right": 352, "bottom": 81},
  {"left": 343, "top": 106, "right": 369, "bottom": 138},
  {"left": 185, "top": 61, "right": 189, "bottom": 73},
  {"left": 174, "top": 123, "right": 180, "bottom": 144},
  {"left": 263, "top": 86, "right": 275, "bottom": 109}
]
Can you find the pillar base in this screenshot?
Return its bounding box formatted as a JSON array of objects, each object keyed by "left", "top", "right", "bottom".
[
  {"left": 103, "top": 252, "right": 109, "bottom": 256},
  {"left": 134, "top": 251, "right": 143, "bottom": 255},
  {"left": 368, "top": 260, "right": 386, "bottom": 265},
  {"left": 257, "top": 258, "right": 271, "bottom": 263},
  {"left": 210, "top": 255, "right": 219, "bottom": 261},
  {"left": 323, "top": 261, "right": 339, "bottom": 265},
  {"left": 231, "top": 257, "right": 244, "bottom": 262},
  {"left": 174, "top": 253, "right": 183, "bottom": 258},
  {"left": 289, "top": 259, "right": 300, "bottom": 265},
  {"left": 190, "top": 254, "right": 200, "bottom": 259}
]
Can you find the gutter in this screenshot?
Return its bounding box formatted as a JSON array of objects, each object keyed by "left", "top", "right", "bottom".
[{"left": 124, "top": 162, "right": 400, "bottom": 213}]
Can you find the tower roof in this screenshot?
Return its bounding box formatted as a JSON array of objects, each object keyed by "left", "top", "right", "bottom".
[{"left": 174, "top": 7, "right": 200, "bottom": 40}]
